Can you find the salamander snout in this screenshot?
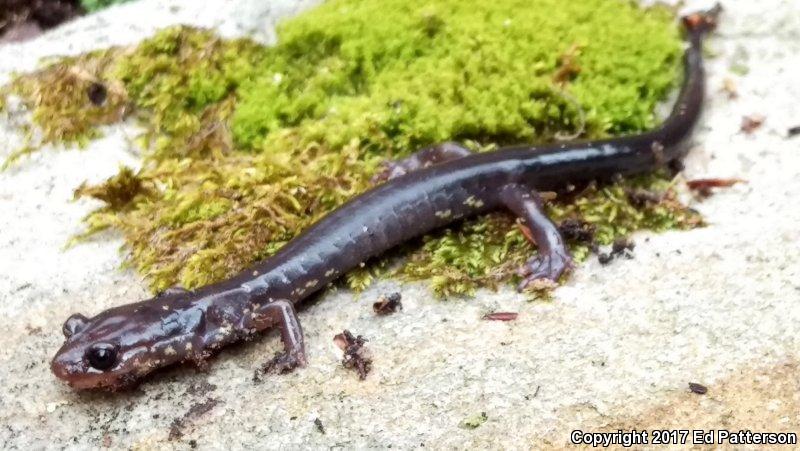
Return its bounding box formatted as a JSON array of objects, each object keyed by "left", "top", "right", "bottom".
[
  {"left": 50, "top": 346, "right": 89, "bottom": 386},
  {"left": 51, "top": 335, "right": 127, "bottom": 390}
]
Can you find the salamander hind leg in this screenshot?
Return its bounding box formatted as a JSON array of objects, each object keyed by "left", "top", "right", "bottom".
[
  {"left": 250, "top": 300, "right": 307, "bottom": 375},
  {"left": 499, "top": 184, "right": 573, "bottom": 291},
  {"left": 371, "top": 141, "right": 473, "bottom": 184}
]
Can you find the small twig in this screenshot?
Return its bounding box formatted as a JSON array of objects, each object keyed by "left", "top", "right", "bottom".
[
  {"left": 482, "top": 312, "right": 518, "bottom": 321},
  {"left": 686, "top": 177, "right": 745, "bottom": 197}
]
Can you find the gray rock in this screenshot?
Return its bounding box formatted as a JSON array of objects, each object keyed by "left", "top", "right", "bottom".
[{"left": 1, "top": 0, "right": 799, "bottom": 448}]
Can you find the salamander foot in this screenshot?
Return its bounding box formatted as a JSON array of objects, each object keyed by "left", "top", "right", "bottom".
[
  {"left": 260, "top": 350, "right": 307, "bottom": 375},
  {"left": 250, "top": 299, "right": 307, "bottom": 379},
  {"left": 516, "top": 249, "right": 573, "bottom": 291}
]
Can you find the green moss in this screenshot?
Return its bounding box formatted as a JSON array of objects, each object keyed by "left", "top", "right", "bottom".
[
  {"left": 111, "top": 28, "right": 265, "bottom": 159},
  {"left": 232, "top": 0, "right": 682, "bottom": 153},
  {"left": 80, "top": 0, "right": 135, "bottom": 13},
  {"left": 2, "top": 0, "right": 700, "bottom": 296},
  {"left": 461, "top": 412, "right": 488, "bottom": 429},
  {"left": 401, "top": 215, "right": 527, "bottom": 297}
]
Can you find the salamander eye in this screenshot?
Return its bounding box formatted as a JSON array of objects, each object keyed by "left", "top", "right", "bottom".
[{"left": 86, "top": 343, "right": 118, "bottom": 371}]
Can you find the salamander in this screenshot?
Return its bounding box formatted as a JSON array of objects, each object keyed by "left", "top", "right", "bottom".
[{"left": 51, "top": 7, "right": 720, "bottom": 390}]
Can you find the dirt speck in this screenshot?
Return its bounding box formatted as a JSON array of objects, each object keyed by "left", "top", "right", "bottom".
[
  {"left": 168, "top": 398, "right": 220, "bottom": 440},
  {"left": 688, "top": 382, "right": 708, "bottom": 394}
]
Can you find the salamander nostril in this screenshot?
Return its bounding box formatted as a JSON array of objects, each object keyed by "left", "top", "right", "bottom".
[{"left": 51, "top": 354, "right": 74, "bottom": 380}]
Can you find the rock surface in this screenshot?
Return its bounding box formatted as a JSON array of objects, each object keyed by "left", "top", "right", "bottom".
[{"left": 1, "top": 0, "right": 799, "bottom": 448}]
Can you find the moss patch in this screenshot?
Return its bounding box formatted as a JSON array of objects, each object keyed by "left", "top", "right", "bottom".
[
  {"left": 2, "top": 56, "right": 128, "bottom": 168},
  {"left": 2, "top": 0, "right": 700, "bottom": 295}
]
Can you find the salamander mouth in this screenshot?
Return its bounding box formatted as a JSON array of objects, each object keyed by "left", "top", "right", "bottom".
[
  {"left": 53, "top": 367, "right": 140, "bottom": 391},
  {"left": 85, "top": 373, "right": 141, "bottom": 391}
]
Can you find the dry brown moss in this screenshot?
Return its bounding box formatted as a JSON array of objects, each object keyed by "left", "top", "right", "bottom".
[{"left": 3, "top": 53, "right": 129, "bottom": 168}]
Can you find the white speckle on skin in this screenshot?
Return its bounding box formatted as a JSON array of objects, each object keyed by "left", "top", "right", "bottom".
[
  {"left": 184, "top": 343, "right": 193, "bottom": 352},
  {"left": 325, "top": 269, "right": 336, "bottom": 277},
  {"left": 164, "top": 346, "right": 176, "bottom": 356},
  {"left": 305, "top": 279, "right": 318, "bottom": 288},
  {"left": 435, "top": 210, "right": 452, "bottom": 219},
  {"left": 651, "top": 141, "right": 665, "bottom": 165},
  {"left": 464, "top": 196, "right": 484, "bottom": 208}
]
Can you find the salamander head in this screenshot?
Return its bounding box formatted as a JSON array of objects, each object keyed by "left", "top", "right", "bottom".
[{"left": 51, "top": 294, "right": 203, "bottom": 390}]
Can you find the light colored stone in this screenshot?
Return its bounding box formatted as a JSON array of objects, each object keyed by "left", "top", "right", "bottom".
[{"left": 1, "top": 0, "right": 798, "bottom": 449}]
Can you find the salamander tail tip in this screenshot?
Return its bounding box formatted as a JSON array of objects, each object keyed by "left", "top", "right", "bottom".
[{"left": 682, "top": 3, "right": 723, "bottom": 35}]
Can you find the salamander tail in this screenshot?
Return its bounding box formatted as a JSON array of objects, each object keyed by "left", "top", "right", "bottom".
[{"left": 682, "top": 3, "right": 722, "bottom": 36}]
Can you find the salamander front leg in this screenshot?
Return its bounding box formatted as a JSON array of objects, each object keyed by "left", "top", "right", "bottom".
[
  {"left": 252, "top": 300, "right": 307, "bottom": 375},
  {"left": 372, "top": 141, "right": 473, "bottom": 183},
  {"left": 500, "top": 184, "right": 573, "bottom": 291}
]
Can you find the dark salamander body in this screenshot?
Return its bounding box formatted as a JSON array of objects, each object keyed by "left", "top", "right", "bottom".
[{"left": 52, "top": 8, "right": 719, "bottom": 390}]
